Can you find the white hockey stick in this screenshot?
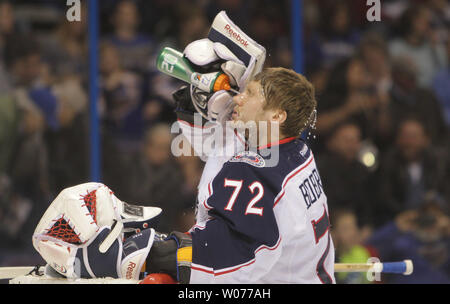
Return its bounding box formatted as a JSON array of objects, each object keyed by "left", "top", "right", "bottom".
[
  {"left": 334, "top": 260, "right": 413, "bottom": 275},
  {"left": 1, "top": 259, "right": 413, "bottom": 282},
  {"left": 0, "top": 266, "right": 42, "bottom": 280}
]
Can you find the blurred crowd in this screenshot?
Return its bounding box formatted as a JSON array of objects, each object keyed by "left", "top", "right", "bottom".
[{"left": 0, "top": 0, "right": 448, "bottom": 284}]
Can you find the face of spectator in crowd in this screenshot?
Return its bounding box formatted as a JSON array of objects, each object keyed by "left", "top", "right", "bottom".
[
  {"left": 414, "top": 203, "right": 450, "bottom": 243},
  {"left": 392, "top": 57, "right": 417, "bottom": 91},
  {"left": 113, "top": 1, "right": 139, "bottom": 33},
  {"left": 179, "top": 12, "right": 208, "bottom": 47},
  {"left": 395, "top": 120, "right": 429, "bottom": 162},
  {"left": 331, "top": 4, "right": 350, "bottom": 35},
  {"left": 250, "top": 14, "right": 275, "bottom": 45},
  {"left": 144, "top": 125, "right": 172, "bottom": 166},
  {"left": 346, "top": 59, "right": 370, "bottom": 91},
  {"left": 332, "top": 211, "right": 360, "bottom": 251},
  {"left": 100, "top": 44, "right": 121, "bottom": 75},
  {"left": 12, "top": 53, "right": 42, "bottom": 85},
  {"left": 359, "top": 37, "right": 389, "bottom": 79},
  {"left": 0, "top": 1, "right": 14, "bottom": 36},
  {"left": 327, "top": 123, "right": 362, "bottom": 162},
  {"left": 410, "top": 7, "right": 431, "bottom": 40}
]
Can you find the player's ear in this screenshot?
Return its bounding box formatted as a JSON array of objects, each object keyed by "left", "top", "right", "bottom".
[{"left": 271, "top": 109, "right": 287, "bottom": 125}]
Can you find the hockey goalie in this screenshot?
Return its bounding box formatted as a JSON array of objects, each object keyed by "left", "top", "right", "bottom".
[{"left": 32, "top": 11, "right": 335, "bottom": 284}]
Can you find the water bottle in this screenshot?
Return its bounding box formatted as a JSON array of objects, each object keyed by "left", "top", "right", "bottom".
[{"left": 156, "top": 47, "right": 236, "bottom": 93}]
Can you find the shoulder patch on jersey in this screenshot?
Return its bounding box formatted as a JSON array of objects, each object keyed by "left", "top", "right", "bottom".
[
  {"left": 229, "top": 151, "right": 266, "bottom": 168},
  {"left": 299, "top": 144, "right": 309, "bottom": 158}
]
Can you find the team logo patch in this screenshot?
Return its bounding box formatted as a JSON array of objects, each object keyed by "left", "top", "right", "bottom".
[
  {"left": 299, "top": 144, "right": 309, "bottom": 157},
  {"left": 229, "top": 151, "right": 266, "bottom": 167}
]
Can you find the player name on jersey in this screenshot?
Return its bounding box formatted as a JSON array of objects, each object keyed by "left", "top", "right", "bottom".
[{"left": 299, "top": 168, "right": 324, "bottom": 209}]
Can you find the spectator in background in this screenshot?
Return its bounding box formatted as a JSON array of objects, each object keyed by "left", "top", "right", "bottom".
[
  {"left": 147, "top": 4, "right": 210, "bottom": 105},
  {"left": 99, "top": 41, "right": 149, "bottom": 198},
  {"left": 0, "top": 1, "right": 16, "bottom": 174},
  {"left": 0, "top": 0, "right": 14, "bottom": 58},
  {"left": 432, "top": 39, "right": 450, "bottom": 128},
  {"left": 176, "top": 4, "right": 209, "bottom": 50},
  {"left": 38, "top": 2, "right": 87, "bottom": 81},
  {"left": 317, "top": 121, "right": 375, "bottom": 230},
  {"left": 3, "top": 35, "right": 54, "bottom": 202},
  {"left": 357, "top": 32, "right": 395, "bottom": 148},
  {"left": 331, "top": 209, "right": 377, "bottom": 284},
  {"left": 0, "top": 35, "right": 55, "bottom": 251},
  {"left": 248, "top": 4, "right": 287, "bottom": 64},
  {"left": 427, "top": 0, "right": 449, "bottom": 45},
  {"left": 374, "top": 118, "right": 449, "bottom": 227},
  {"left": 0, "top": 94, "right": 17, "bottom": 176},
  {"left": 123, "top": 123, "right": 194, "bottom": 234},
  {"left": 104, "top": 0, "right": 155, "bottom": 75},
  {"left": 319, "top": 1, "right": 361, "bottom": 68},
  {"left": 389, "top": 4, "right": 447, "bottom": 88},
  {"left": 389, "top": 56, "right": 448, "bottom": 147},
  {"left": 0, "top": 76, "right": 25, "bottom": 250},
  {"left": 34, "top": 4, "right": 90, "bottom": 194},
  {"left": 99, "top": 42, "right": 146, "bottom": 152},
  {"left": 0, "top": 0, "right": 22, "bottom": 93},
  {"left": 367, "top": 198, "right": 450, "bottom": 284},
  {"left": 315, "top": 57, "right": 390, "bottom": 153},
  {"left": 303, "top": 0, "right": 324, "bottom": 74},
  {"left": 139, "top": 0, "right": 180, "bottom": 44}
]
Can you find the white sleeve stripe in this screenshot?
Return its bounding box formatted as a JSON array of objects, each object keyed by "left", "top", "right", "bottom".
[{"left": 203, "top": 182, "right": 214, "bottom": 210}]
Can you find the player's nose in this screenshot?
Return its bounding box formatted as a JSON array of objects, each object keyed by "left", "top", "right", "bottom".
[{"left": 233, "top": 93, "right": 244, "bottom": 106}]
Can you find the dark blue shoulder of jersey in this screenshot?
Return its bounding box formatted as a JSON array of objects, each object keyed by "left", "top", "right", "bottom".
[{"left": 190, "top": 138, "right": 312, "bottom": 271}]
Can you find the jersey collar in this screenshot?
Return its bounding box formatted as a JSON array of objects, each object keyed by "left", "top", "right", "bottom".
[{"left": 257, "top": 136, "right": 298, "bottom": 150}]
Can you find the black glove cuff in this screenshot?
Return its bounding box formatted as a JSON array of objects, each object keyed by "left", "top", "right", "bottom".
[
  {"left": 173, "top": 86, "right": 208, "bottom": 127},
  {"left": 145, "top": 231, "right": 192, "bottom": 284}
]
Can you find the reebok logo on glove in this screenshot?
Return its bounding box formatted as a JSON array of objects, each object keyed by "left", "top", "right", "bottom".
[
  {"left": 224, "top": 24, "right": 249, "bottom": 47},
  {"left": 126, "top": 262, "right": 136, "bottom": 280}
]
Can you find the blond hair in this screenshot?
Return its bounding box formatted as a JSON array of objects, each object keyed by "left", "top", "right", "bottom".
[{"left": 253, "top": 67, "right": 317, "bottom": 137}]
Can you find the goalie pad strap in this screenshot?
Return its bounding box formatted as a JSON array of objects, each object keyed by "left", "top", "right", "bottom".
[
  {"left": 75, "top": 226, "right": 122, "bottom": 279},
  {"left": 99, "top": 220, "right": 123, "bottom": 253}
]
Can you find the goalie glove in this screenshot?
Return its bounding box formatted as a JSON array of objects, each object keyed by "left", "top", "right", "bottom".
[
  {"left": 176, "top": 11, "right": 266, "bottom": 125},
  {"left": 32, "top": 183, "right": 162, "bottom": 280}
]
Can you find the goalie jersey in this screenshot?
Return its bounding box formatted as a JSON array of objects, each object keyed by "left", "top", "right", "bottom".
[{"left": 178, "top": 120, "right": 335, "bottom": 284}]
